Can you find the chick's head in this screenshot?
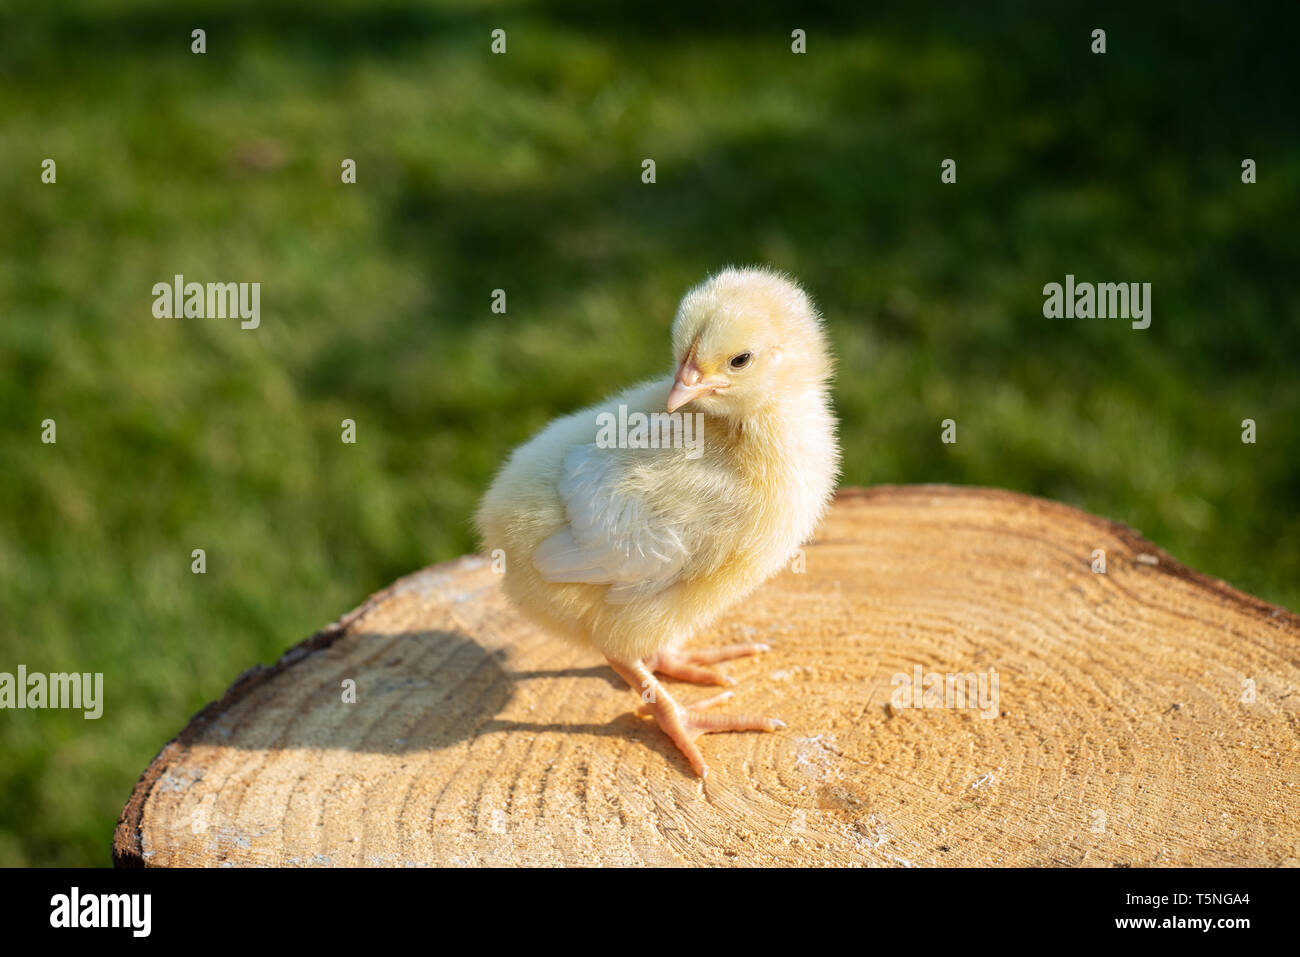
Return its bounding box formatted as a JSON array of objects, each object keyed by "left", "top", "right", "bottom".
[{"left": 667, "top": 266, "right": 832, "bottom": 419}]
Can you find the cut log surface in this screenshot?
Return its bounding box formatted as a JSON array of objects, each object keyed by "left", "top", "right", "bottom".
[{"left": 114, "top": 486, "right": 1299, "bottom": 867}]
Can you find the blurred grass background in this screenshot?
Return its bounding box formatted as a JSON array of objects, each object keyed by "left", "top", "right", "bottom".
[{"left": 1, "top": 0, "right": 1297, "bottom": 865}]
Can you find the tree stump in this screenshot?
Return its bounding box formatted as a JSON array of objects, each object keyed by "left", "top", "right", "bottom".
[{"left": 113, "top": 486, "right": 1299, "bottom": 867}]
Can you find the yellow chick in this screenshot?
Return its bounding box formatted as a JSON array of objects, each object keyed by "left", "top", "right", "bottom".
[{"left": 475, "top": 267, "right": 839, "bottom": 775}]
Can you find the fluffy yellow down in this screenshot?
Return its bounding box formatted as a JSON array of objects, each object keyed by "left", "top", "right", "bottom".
[{"left": 475, "top": 266, "right": 840, "bottom": 664}]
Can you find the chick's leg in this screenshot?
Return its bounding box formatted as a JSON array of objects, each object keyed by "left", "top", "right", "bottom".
[
  {"left": 645, "top": 641, "right": 772, "bottom": 686},
  {"left": 608, "top": 658, "right": 785, "bottom": 777}
]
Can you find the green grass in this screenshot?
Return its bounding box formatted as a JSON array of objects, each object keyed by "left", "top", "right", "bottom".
[{"left": 1, "top": 0, "right": 1297, "bottom": 865}]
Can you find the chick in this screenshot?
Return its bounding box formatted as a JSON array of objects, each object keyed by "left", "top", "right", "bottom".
[{"left": 475, "top": 267, "right": 839, "bottom": 776}]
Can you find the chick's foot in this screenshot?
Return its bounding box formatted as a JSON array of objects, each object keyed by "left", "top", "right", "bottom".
[
  {"left": 645, "top": 641, "right": 772, "bottom": 687},
  {"left": 609, "top": 659, "right": 785, "bottom": 777}
]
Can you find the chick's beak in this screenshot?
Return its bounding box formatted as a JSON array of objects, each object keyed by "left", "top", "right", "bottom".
[{"left": 667, "top": 357, "right": 725, "bottom": 413}]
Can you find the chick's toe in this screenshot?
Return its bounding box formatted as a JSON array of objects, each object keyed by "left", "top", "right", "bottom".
[
  {"left": 646, "top": 641, "right": 772, "bottom": 686},
  {"left": 610, "top": 657, "right": 784, "bottom": 777}
]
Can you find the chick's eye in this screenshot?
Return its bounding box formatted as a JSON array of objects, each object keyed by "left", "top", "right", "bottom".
[{"left": 729, "top": 352, "right": 752, "bottom": 370}]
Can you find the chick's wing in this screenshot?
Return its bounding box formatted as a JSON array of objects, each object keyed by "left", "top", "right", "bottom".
[{"left": 532, "top": 442, "right": 734, "bottom": 604}]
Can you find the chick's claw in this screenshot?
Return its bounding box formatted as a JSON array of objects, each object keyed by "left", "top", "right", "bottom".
[
  {"left": 646, "top": 641, "right": 772, "bottom": 686},
  {"left": 613, "top": 660, "right": 784, "bottom": 777},
  {"left": 642, "top": 691, "right": 786, "bottom": 778},
  {"left": 635, "top": 688, "right": 736, "bottom": 717}
]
